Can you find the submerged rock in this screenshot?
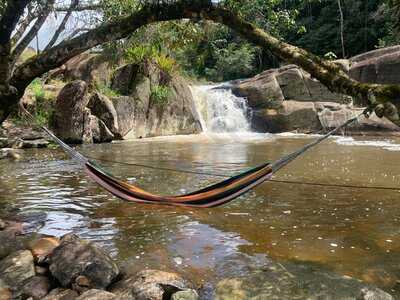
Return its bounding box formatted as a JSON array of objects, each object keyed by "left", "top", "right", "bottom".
[
  {"left": 29, "top": 236, "right": 60, "bottom": 263},
  {"left": 110, "top": 269, "right": 193, "bottom": 300},
  {"left": 214, "top": 262, "right": 394, "bottom": 300},
  {"left": 49, "top": 234, "right": 119, "bottom": 289}
]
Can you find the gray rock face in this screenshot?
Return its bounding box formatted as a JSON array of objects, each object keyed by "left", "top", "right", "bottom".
[
  {"left": 63, "top": 53, "right": 113, "bottom": 86},
  {"left": 0, "top": 250, "right": 35, "bottom": 292},
  {"left": 21, "top": 275, "right": 51, "bottom": 300},
  {"left": 112, "top": 96, "right": 137, "bottom": 138},
  {"left": 110, "top": 270, "right": 193, "bottom": 300},
  {"left": 349, "top": 46, "right": 400, "bottom": 86},
  {"left": 88, "top": 92, "right": 119, "bottom": 134},
  {"left": 49, "top": 234, "right": 119, "bottom": 289},
  {"left": 54, "top": 80, "right": 89, "bottom": 143},
  {"left": 232, "top": 64, "right": 347, "bottom": 109},
  {"left": 77, "top": 289, "right": 119, "bottom": 300},
  {"left": 110, "top": 62, "right": 202, "bottom": 139},
  {"left": 252, "top": 101, "right": 322, "bottom": 133},
  {"left": 87, "top": 115, "right": 114, "bottom": 143}
]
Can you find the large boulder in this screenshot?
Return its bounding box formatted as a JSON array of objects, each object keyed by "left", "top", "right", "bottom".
[
  {"left": 110, "top": 270, "right": 194, "bottom": 300},
  {"left": 0, "top": 231, "right": 24, "bottom": 259},
  {"left": 54, "top": 80, "right": 90, "bottom": 143},
  {"left": 21, "top": 275, "right": 52, "bottom": 300},
  {"left": 88, "top": 92, "right": 119, "bottom": 134},
  {"left": 49, "top": 234, "right": 120, "bottom": 290},
  {"left": 252, "top": 100, "right": 322, "bottom": 133},
  {"left": 63, "top": 53, "right": 114, "bottom": 86},
  {"left": 109, "top": 62, "right": 202, "bottom": 139},
  {"left": 232, "top": 64, "right": 347, "bottom": 107},
  {"left": 317, "top": 103, "right": 400, "bottom": 135},
  {"left": 349, "top": 46, "right": 400, "bottom": 85}
]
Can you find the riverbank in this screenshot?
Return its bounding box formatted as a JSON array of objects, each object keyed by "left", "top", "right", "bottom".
[{"left": 0, "top": 216, "right": 395, "bottom": 300}]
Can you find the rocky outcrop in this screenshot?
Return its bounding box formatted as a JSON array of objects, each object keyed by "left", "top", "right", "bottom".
[
  {"left": 53, "top": 81, "right": 115, "bottom": 143},
  {"left": 231, "top": 46, "right": 400, "bottom": 134},
  {"left": 62, "top": 53, "right": 114, "bottom": 87},
  {"left": 349, "top": 45, "right": 400, "bottom": 89},
  {"left": 108, "top": 62, "right": 202, "bottom": 139},
  {"left": 88, "top": 93, "right": 119, "bottom": 134}
]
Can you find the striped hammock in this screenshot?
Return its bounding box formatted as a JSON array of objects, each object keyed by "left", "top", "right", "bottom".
[{"left": 21, "top": 106, "right": 360, "bottom": 208}]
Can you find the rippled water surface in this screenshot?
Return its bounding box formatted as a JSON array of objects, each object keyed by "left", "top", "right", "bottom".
[{"left": 1, "top": 133, "right": 400, "bottom": 295}]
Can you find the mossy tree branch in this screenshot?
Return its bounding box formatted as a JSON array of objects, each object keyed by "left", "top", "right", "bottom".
[{"left": 2, "top": 0, "right": 400, "bottom": 126}]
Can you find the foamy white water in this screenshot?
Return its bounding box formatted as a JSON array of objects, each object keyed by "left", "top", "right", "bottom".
[{"left": 190, "top": 84, "right": 252, "bottom": 133}]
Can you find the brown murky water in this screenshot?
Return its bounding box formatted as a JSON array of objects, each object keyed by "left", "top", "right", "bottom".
[{"left": 1, "top": 133, "right": 400, "bottom": 296}]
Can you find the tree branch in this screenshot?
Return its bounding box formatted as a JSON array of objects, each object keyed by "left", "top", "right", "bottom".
[
  {"left": 0, "top": 0, "right": 31, "bottom": 44},
  {"left": 44, "top": 0, "right": 79, "bottom": 51},
  {"left": 54, "top": 3, "right": 101, "bottom": 12},
  {"left": 11, "top": 0, "right": 55, "bottom": 66},
  {"left": 11, "top": 4, "right": 39, "bottom": 46},
  {"left": 9, "top": 0, "right": 400, "bottom": 126}
]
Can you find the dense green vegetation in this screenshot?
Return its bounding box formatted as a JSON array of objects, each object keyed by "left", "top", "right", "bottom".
[{"left": 100, "top": 0, "right": 399, "bottom": 82}]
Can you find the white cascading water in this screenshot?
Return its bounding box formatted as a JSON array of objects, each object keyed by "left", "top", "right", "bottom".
[{"left": 190, "top": 84, "right": 252, "bottom": 134}]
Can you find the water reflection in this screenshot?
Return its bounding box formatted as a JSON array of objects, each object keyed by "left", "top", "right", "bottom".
[{"left": 1, "top": 135, "right": 400, "bottom": 294}]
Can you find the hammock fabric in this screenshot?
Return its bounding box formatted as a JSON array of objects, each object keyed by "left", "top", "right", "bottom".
[{"left": 20, "top": 105, "right": 360, "bottom": 208}]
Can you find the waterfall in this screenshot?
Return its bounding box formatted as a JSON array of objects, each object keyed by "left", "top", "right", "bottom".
[{"left": 190, "top": 84, "right": 252, "bottom": 134}]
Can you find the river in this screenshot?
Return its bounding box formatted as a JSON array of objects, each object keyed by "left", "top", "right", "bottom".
[{"left": 1, "top": 85, "right": 400, "bottom": 297}]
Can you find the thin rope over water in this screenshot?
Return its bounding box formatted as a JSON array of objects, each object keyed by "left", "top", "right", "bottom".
[{"left": 85, "top": 155, "right": 400, "bottom": 191}]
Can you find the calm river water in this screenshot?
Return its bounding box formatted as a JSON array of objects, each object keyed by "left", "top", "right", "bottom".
[{"left": 1, "top": 133, "right": 400, "bottom": 296}]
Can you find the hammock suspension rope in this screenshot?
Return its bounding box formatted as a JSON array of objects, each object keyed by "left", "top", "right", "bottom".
[{"left": 21, "top": 104, "right": 389, "bottom": 207}]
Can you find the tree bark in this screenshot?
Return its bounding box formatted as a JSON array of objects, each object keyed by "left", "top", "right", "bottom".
[
  {"left": 337, "top": 0, "right": 346, "bottom": 58},
  {"left": 3, "top": 0, "right": 400, "bottom": 126}
]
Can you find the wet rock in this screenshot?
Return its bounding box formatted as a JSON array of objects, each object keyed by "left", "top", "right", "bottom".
[
  {"left": 21, "top": 275, "right": 51, "bottom": 299},
  {"left": 0, "top": 148, "right": 22, "bottom": 160},
  {"left": 29, "top": 236, "right": 60, "bottom": 263},
  {"left": 76, "top": 289, "right": 119, "bottom": 300},
  {"left": 0, "top": 250, "right": 35, "bottom": 293},
  {"left": 0, "top": 137, "right": 9, "bottom": 148},
  {"left": 112, "top": 96, "right": 136, "bottom": 138},
  {"left": 72, "top": 275, "right": 92, "bottom": 294},
  {"left": 0, "top": 279, "right": 12, "bottom": 300},
  {"left": 171, "top": 289, "right": 199, "bottom": 300},
  {"left": 88, "top": 92, "right": 119, "bottom": 134},
  {"left": 42, "top": 288, "right": 79, "bottom": 300},
  {"left": 54, "top": 80, "right": 89, "bottom": 143},
  {"left": 0, "top": 219, "right": 6, "bottom": 230},
  {"left": 49, "top": 234, "right": 119, "bottom": 289},
  {"left": 359, "top": 287, "right": 394, "bottom": 300},
  {"left": 21, "top": 139, "right": 49, "bottom": 148},
  {"left": 0, "top": 231, "right": 24, "bottom": 259},
  {"left": 110, "top": 269, "right": 193, "bottom": 300}
]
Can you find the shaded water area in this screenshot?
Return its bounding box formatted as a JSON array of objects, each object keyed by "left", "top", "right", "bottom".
[{"left": 1, "top": 133, "right": 400, "bottom": 296}]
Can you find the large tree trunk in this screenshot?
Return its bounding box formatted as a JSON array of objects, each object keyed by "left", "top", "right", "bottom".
[{"left": 3, "top": 0, "right": 400, "bottom": 126}]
